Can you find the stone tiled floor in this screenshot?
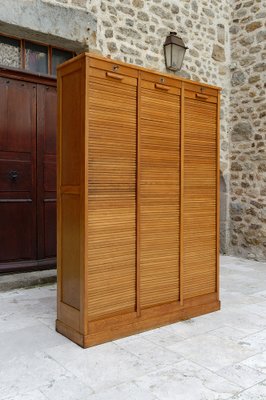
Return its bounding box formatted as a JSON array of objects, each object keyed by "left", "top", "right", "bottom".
[{"left": 1, "top": 255, "right": 266, "bottom": 400}]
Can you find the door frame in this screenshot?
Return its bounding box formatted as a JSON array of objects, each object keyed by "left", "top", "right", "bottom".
[{"left": 0, "top": 65, "right": 57, "bottom": 274}]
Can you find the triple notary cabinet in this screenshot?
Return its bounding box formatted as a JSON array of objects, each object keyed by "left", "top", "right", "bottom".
[{"left": 56, "top": 53, "right": 220, "bottom": 347}]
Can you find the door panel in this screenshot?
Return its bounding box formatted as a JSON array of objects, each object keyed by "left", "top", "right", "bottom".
[
  {"left": 0, "top": 77, "right": 37, "bottom": 262},
  {"left": 6, "top": 82, "right": 34, "bottom": 152},
  {"left": 0, "top": 160, "right": 32, "bottom": 192},
  {"left": 140, "top": 82, "right": 181, "bottom": 308},
  {"left": 37, "top": 84, "right": 57, "bottom": 260},
  {"left": 183, "top": 95, "right": 217, "bottom": 299},
  {"left": 87, "top": 70, "right": 137, "bottom": 320}
]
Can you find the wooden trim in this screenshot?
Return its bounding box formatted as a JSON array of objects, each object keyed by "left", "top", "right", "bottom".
[
  {"left": 179, "top": 83, "right": 185, "bottom": 306},
  {"left": 196, "top": 93, "right": 209, "bottom": 100},
  {"left": 58, "top": 302, "right": 80, "bottom": 331},
  {"left": 106, "top": 71, "right": 124, "bottom": 80},
  {"left": 216, "top": 93, "right": 221, "bottom": 298},
  {"left": 183, "top": 80, "right": 220, "bottom": 95},
  {"left": 155, "top": 83, "right": 170, "bottom": 91},
  {"left": 0, "top": 66, "right": 56, "bottom": 86},
  {"left": 36, "top": 84, "right": 44, "bottom": 260},
  {"left": 88, "top": 292, "right": 217, "bottom": 334},
  {"left": 0, "top": 32, "right": 22, "bottom": 43},
  {"left": 183, "top": 292, "right": 218, "bottom": 308},
  {"left": 59, "top": 299, "right": 220, "bottom": 348},
  {"left": 140, "top": 70, "right": 182, "bottom": 89},
  {"left": 0, "top": 32, "right": 75, "bottom": 75},
  {"left": 56, "top": 319, "right": 84, "bottom": 347},
  {"left": 141, "top": 79, "right": 180, "bottom": 95},
  {"left": 89, "top": 57, "right": 139, "bottom": 78},
  {"left": 86, "top": 53, "right": 222, "bottom": 91},
  {"left": 57, "top": 67, "right": 63, "bottom": 312},
  {"left": 60, "top": 185, "right": 80, "bottom": 195},
  {"left": 0, "top": 258, "right": 56, "bottom": 273},
  {"left": 0, "top": 199, "right": 32, "bottom": 203},
  {"left": 80, "top": 55, "right": 89, "bottom": 335},
  {"left": 184, "top": 90, "right": 217, "bottom": 104},
  {"left": 136, "top": 71, "right": 141, "bottom": 317}
]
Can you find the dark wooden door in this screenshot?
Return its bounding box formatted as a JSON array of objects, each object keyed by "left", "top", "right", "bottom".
[
  {"left": 0, "top": 77, "right": 37, "bottom": 263},
  {"left": 37, "top": 84, "right": 57, "bottom": 260},
  {"left": 0, "top": 73, "right": 57, "bottom": 272}
]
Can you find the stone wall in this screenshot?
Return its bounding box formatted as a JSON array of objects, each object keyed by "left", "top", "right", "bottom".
[
  {"left": 0, "top": 0, "right": 265, "bottom": 259},
  {"left": 0, "top": 0, "right": 96, "bottom": 51},
  {"left": 229, "top": 0, "right": 266, "bottom": 260}
]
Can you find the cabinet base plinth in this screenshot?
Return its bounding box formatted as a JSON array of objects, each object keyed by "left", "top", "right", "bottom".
[{"left": 56, "top": 299, "right": 221, "bottom": 348}]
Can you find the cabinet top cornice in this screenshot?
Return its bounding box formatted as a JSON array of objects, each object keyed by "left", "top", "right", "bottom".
[{"left": 57, "top": 52, "right": 222, "bottom": 92}]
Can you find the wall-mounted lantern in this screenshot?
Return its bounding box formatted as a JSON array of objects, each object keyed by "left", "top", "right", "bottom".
[{"left": 164, "top": 32, "right": 188, "bottom": 71}]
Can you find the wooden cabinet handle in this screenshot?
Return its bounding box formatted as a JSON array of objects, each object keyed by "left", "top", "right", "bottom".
[
  {"left": 106, "top": 72, "right": 124, "bottom": 80},
  {"left": 155, "top": 83, "right": 170, "bottom": 91},
  {"left": 196, "top": 93, "right": 209, "bottom": 100}
]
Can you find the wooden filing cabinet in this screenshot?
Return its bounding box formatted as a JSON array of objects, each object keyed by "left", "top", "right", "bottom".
[{"left": 56, "top": 53, "right": 221, "bottom": 347}]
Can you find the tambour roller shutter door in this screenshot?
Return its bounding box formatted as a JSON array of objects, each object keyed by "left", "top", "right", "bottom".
[
  {"left": 140, "top": 80, "right": 181, "bottom": 308},
  {"left": 183, "top": 94, "right": 217, "bottom": 299},
  {"left": 87, "top": 68, "right": 137, "bottom": 320}
]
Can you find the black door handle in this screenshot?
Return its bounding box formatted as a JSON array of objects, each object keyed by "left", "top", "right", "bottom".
[{"left": 9, "top": 170, "right": 18, "bottom": 181}]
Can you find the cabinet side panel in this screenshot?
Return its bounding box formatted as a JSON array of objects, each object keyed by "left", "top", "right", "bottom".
[
  {"left": 61, "top": 194, "right": 80, "bottom": 309},
  {"left": 140, "top": 84, "right": 181, "bottom": 308},
  {"left": 87, "top": 69, "right": 137, "bottom": 320},
  {"left": 61, "top": 71, "right": 81, "bottom": 186},
  {"left": 58, "top": 62, "right": 84, "bottom": 313},
  {"left": 183, "top": 96, "right": 217, "bottom": 299}
]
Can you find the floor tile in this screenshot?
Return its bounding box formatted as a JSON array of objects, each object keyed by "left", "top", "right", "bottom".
[
  {"left": 40, "top": 376, "right": 93, "bottom": 400},
  {"left": 241, "top": 351, "right": 266, "bottom": 374},
  {"left": 238, "top": 329, "right": 266, "bottom": 353},
  {"left": 251, "top": 289, "right": 266, "bottom": 300},
  {"left": 114, "top": 336, "right": 183, "bottom": 369},
  {"left": 166, "top": 315, "right": 222, "bottom": 339},
  {"left": 242, "top": 301, "right": 266, "bottom": 318},
  {"left": 167, "top": 333, "right": 257, "bottom": 371},
  {"left": 200, "top": 307, "right": 266, "bottom": 336},
  {"left": 0, "top": 313, "right": 39, "bottom": 334},
  {"left": 135, "top": 359, "right": 241, "bottom": 400},
  {"left": 88, "top": 381, "right": 159, "bottom": 400},
  {"left": 5, "top": 389, "right": 48, "bottom": 400},
  {"left": 0, "top": 324, "right": 68, "bottom": 363},
  {"left": 210, "top": 326, "right": 248, "bottom": 341},
  {"left": 140, "top": 327, "right": 184, "bottom": 348},
  {"left": 216, "top": 363, "right": 266, "bottom": 389},
  {"left": 0, "top": 351, "right": 71, "bottom": 399},
  {"left": 230, "top": 380, "right": 266, "bottom": 399},
  {"left": 46, "top": 341, "right": 153, "bottom": 392}
]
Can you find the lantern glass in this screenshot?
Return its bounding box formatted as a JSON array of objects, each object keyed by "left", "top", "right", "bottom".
[
  {"left": 172, "top": 44, "right": 186, "bottom": 71},
  {"left": 164, "top": 43, "right": 172, "bottom": 69},
  {"left": 164, "top": 32, "right": 187, "bottom": 71}
]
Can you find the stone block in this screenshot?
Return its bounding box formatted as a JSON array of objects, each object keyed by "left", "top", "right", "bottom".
[
  {"left": 246, "top": 21, "right": 262, "bottom": 32},
  {"left": 231, "top": 122, "right": 252, "bottom": 142},
  {"left": 212, "top": 44, "right": 226, "bottom": 62}
]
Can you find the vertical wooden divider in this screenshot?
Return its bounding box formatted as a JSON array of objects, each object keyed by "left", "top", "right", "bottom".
[
  {"left": 179, "top": 83, "right": 184, "bottom": 306},
  {"left": 216, "top": 94, "right": 220, "bottom": 299},
  {"left": 136, "top": 71, "right": 141, "bottom": 317},
  {"left": 79, "top": 60, "right": 85, "bottom": 335},
  {"left": 82, "top": 57, "right": 89, "bottom": 336},
  {"left": 56, "top": 66, "right": 62, "bottom": 314}
]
